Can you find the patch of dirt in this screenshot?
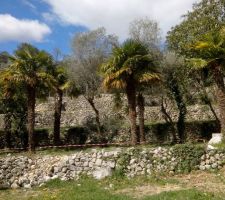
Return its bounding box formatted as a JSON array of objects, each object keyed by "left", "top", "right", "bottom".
[
  {"left": 116, "top": 168, "right": 225, "bottom": 198},
  {"left": 115, "top": 184, "right": 182, "bottom": 199},
  {"left": 174, "top": 170, "right": 225, "bottom": 195}
]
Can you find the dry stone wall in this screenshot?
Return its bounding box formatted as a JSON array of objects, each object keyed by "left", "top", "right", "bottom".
[
  {"left": 33, "top": 95, "right": 218, "bottom": 128},
  {"left": 1, "top": 146, "right": 225, "bottom": 189},
  {"left": 0, "top": 94, "right": 217, "bottom": 129}
]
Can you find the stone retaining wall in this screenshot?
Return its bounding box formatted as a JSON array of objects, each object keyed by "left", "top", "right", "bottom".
[
  {"left": 1, "top": 146, "right": 225, "bottom": 189},
  {"left": 0, "top": 95, "right": 217, "bottom": 129}
]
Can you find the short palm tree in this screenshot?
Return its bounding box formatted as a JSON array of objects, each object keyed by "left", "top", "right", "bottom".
[
  {"left": 5, "top": 43, "right": 54, "bottom": 152},
  {"left": 50, "top": 65, "right": 71, "bottom": 145},
  {"left": 101, "top": 39, "right": 160, "bottom": 145},
  {"left": 190, "top": 28, "right": 225, "bottom": 136}
]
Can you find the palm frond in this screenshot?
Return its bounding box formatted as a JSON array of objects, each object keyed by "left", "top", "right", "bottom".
[
  {"left": 139, "top": 73, "right": 161, "bottom": 83},
  {"left": 188, "top": 58, "right": 209, "bottom": 69}
]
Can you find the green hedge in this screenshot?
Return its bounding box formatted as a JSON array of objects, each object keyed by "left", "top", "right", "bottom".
[
  {"left": 145, "top": 120, "right": 219, "bottom": 144},
  {"left": 0, "top": 120, "right": 220, "bottom": 148}
]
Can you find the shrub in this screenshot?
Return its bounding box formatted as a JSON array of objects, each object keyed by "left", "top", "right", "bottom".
[
  {"left": 63, "top": 127, "right": 88, "bottom": 145},
  {"left": 34, "top": 128, "right": 50, "bottom": 146},
  {"left": 172, "top": 143, "right": 205, "bottom": 173},
  {"left": 145, "top": 120, "right": 219, "bottom": 144},
  {"left": 101, "top": 114, "right": 125, "bottom": 142}
]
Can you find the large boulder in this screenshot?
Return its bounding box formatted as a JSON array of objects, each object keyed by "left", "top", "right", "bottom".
[
  {"left": 207, "top": 133, "right": 222, "bottom": 150},
  {"left": 92, "top": 167, "right": 113, "bottom": 180}
]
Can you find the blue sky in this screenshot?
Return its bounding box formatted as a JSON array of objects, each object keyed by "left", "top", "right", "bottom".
[
  {"left": 0, "top": 0, "right": 87, "bottom": 55},
  {"left": 0, "top": 0, "right": 197, "bottom": 56}
]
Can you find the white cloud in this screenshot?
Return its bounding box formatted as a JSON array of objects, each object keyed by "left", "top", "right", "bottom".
[
  {"left": 43, "top": 0, "right": 198, "bottom": 40},
  {"left": 0, "top": 14, "right": 51, "bottom": 42}
]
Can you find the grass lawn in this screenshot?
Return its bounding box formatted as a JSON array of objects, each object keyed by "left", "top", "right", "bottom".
[{"left": 0, "top": 174, "right": 223, "bottom": 200}]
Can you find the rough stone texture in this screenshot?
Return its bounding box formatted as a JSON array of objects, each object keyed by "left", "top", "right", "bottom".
[
  {"left": 92, "top": 167, "right": 113, "bottom": 180},
  {"left": 199, "top": 151, "right": 225, "bottom": 171},
  {"left": 207, "top": 133, "right": 223, "bottom": 150},
  {"left": 0, "top": 95, "right": 217, "bottom": 129},
  {"left": 1, "top": 147, "right": 225, "bottom": 189}
]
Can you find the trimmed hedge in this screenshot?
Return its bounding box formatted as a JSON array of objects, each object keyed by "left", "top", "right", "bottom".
[
  {"left": 145, "top": 120, "right": 219, "bottom": 144},
  {"left": 0, "top": 120, "right": 220, "bottom": 149}
]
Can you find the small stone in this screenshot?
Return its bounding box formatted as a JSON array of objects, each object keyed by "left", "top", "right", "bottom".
[
  {"left": 95, "top": 159, "right": 102, "bottom": 166},
  {"left": 201, "top": 155, "right": 206, "bottom": 160},
  {"left": 11, "top": 182, "right": 19, "bottom": 189},
  {"left": 130, "top": 159, "right": 136, "bottom": 164},
  {"left": 39, "top": 183, "right": 45, "bottom": 187},
  {"left": 212, "top": 163, "right": 218, "bottom": 169},
  {"left": 200, "top": 161, "right": 206, "bottom": 166},
  {"left": 169, "top": 171, "right": 175, "bottom": 176},
  {"left": 205, "top": 165, "right": 211, "bottom": 170},
  {"left": 217, "top": 161, "right": 222, "bottom": 166},
  {"left": 205, "top": 160, "right": 210, "bottom": 165},
  {"left": 199, "top": 165, "right": 206, "bottom": 170},
  {"left": 24, "top": 184, "right": 31, "bottom": 189},
  {"left": 62, "top": 167, "right": 67, "bottom": 173},
  {"left": 68, "top": 159, "right": 75, "bottom": 165},
  {"left": 215, "top": 154, "right": 220, "bottom": 160}
]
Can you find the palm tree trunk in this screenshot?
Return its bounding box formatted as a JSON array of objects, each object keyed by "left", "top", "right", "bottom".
[
  {"left": 86, "top": 97, "right": 101, "bottom": 136},
  {"left": 212, "top": 64, "right": 225, "bottom": 135},
  {"left": 137, "top": 93, "right": 145, "bottom": 144},
  {"left": 53, "top": 89, "right": 63, "bottom": 146},
  {"left": 4, "top": 113, "right": 12, "bottom": 149},
  {"left": 126, "top": 80, "right": 138, "bottom": 145},
  {"left": 27, "top": 85, "right": 36, "bottom": 153}
]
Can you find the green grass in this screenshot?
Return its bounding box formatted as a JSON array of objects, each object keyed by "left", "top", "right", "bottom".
[
  {"left": 0, "top": 176, "right": 223, "bottom": 200},
  {"left": 0, "top": 178, "right": 131, "bottom": 200},
  {"left": 143, "top": 189, "right": 222, "bottom": 200}
]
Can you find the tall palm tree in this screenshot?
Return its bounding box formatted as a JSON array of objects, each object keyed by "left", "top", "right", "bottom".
[
  {"left": 101, "top": 39, "right": 160, "bottom": 145},
  {"left": 5, "top": 43, "right": 53, "bottom": 152},
  {"left": 190, "top": 28, "right": 225, "bottom": 136}
]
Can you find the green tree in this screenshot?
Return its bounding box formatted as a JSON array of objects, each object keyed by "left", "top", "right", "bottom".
[
  {"left": 101, "top": 39, "right": 160, "bottom": 145},
  {"left": 0, "top": 79, "right": 27, "bottom": 149},
  {"left": 167, "top": 0, "right": 225, "bottom": 135},
  {"left": 6, "top": 43, "right": 53, "bottom": 152},
  {"left": 167, "top": 0, "right": 225, "bottom": 56},
  {"left": 129, "top": 17, "right": 162, "bottom": 143},
  {"left": 51, "top": 64, "right": 71, "bottom": 145},
  {"left": 129, "top": 17, "right": 161, "bottom": 50},
  {"left": 69, "top": 27, "right": 118, "bottom": 138},
  {"left": 162, "top": 52, "right": 190, "bottom": 143}
]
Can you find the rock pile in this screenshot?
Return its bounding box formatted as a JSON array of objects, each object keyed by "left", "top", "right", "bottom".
[
  {"left": 0, "top": 147, "right": 225, "bottom": 189},
  {"left": 0, "top": 149, "right": 120, "bottom": 189},
  {"left": 199, "top": 151, "right": 225, "bottom": 170}
]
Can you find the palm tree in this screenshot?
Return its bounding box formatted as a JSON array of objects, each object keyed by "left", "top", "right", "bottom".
[
  {"left": 190, "top": 28, "right": 225, "bottom": 136},
  {"left": 51, "top": 65, "right": 71, "bottom": 146},
  {"left": 5, "top": 43, "right": 53, "bottom": 152},
  {"left": 101, "top": 39, "right": 160, "bottom": 145}
]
